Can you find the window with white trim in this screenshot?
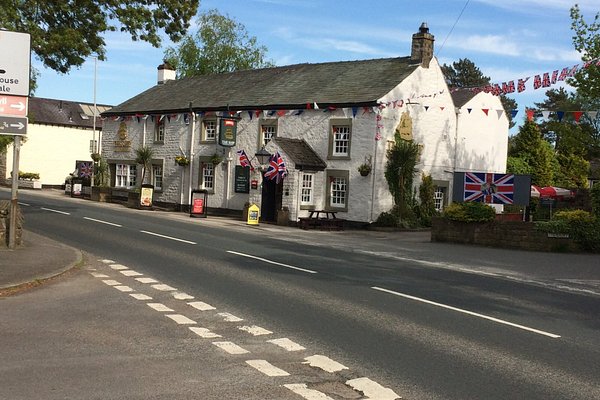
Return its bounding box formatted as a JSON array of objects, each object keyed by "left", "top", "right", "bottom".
[
  {"left": 301, "top": 173, "right": 314, "bottom": 206},
  {"left": 325, "top": 169, "right": 349, "bottom": 211},
  {"left": 200, "top": 163, "right": 214, "bottom": 190},
  {"left": 116, "top": 164, "right": 137, "bottom": 188},
  {"left": 152, "top": 165, "right": 163, "bottom": 191},
  {"left": 328, "top": 119, "right": 352, "bottom": 159},
  {"left": 434, "top": 187, "right": 445, "bottom": 211},
  {"left": 154, "top": 118, "right": 165, "bottom": 143},
  {"left": 202, "top": 120, "right": 217, "bottom": 142},
  {"left": 259, "top": 119, "right": 277, "bottom": 148}
]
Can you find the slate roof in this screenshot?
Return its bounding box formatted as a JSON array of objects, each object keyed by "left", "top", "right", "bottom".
[
  {"left": 103, "top": 56, "right": 420, "bottom": 116},
  {"left": 450, "top": 88, "right": 477, "bottom": 108},
  {"left": 28, "top": 97, "right": 111, "bottom": 129},
  {"left": 271, "top": 137, "right": 327, "bottom": 171}
]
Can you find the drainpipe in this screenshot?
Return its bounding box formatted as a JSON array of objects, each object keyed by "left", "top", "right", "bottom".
[
  {"left": 369, "top": 116, "right": 379, "bottom": 223},
  {"left": 225, "top": 148, "right": 232, "bottom": 209},
  {"left": 187, "top": 105, "right": 196, "bottom": 208}
]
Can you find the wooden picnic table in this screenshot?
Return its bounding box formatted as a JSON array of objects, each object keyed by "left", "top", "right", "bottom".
[{"left": 298, "top": 210, "right": 344, "bottom": 231}]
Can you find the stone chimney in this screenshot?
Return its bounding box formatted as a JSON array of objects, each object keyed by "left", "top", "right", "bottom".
[
  {"left": 157, "top": 61, "right": 176, "bottom": 84},
  {"left": 411, "top": 22, "right": 435, "bottom": 68}
]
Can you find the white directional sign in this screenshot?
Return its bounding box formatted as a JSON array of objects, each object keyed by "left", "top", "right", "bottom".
[
  {"left": 0, "top": 31, "right": 31, "bottom": 97},
  {"left": 0, "top": 115, "right": 28, "bottom": 135}
]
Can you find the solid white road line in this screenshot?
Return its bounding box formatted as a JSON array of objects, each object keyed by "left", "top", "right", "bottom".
[
  {"left": 345, "top": 377, "right": 400, "bottom": 400},
  {"left": 238, "top": 325, "right": 273, "bottom": 336},
  {"left": 109, "top": 264, "right": 128, "bottom": 270},
  {"left": 188, "top": 301, "right": 216, "bottom": 311},
  {"left": 140, "top": 230, "right": 196, "bottom": 245},
  {"left": 218, "top": 312, "right": 243, "bottom": 322},
  {"left": 102, "top": 280, "right": 121, "bottom": 286},
  {"left": 114, "top": 285, "right": 134, "bottom": 292},
  {"left": 83, "top": 217, "right": 122, "bottom": 227},
  {"left": 372, "top": 286, "right": 561, "bottom": 339},
  {"left": 120, "top": 270, "right": 143, "bottom": 277},
  {"left": 303, "top": 355, "right": 348, "bottom": 373},
  {"left": 212, "top": 341, "right": 249, "bottom": 355},
  {"left": 165, "top": 314, "right": 197, "bottom": 325},
  {"left": 152, "top": 284, "right": 177, "bottom": 291},
  {"left": 267, "top": 338, "right": 306, "bottom": 352},
  {"left": 130, "top": 293, "right": 153, "bottom": 301},
  {"left": 245, "top": 360, "right": 289, "bottom": 376},
  {"left": 41, "top": 207, "right": 70, "bottom": 215},
  {"left": 227, "top": 250, "right": 318, "bottom": 274},
  {"left": 147, "top": 303, "right": 174, "bottom": 312},
  {"left": 136, "top": 277, "right": 158, "bottom": 284},
  {"left": 189, "top": 327, "right": 222, "bottom": 339},
  {"left": 284, "top": 384, "right": 335, "bottom": 400}
]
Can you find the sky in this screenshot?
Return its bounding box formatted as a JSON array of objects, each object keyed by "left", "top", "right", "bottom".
[{"left": 32, "top": 0, "right": 598, "bottom": 121}]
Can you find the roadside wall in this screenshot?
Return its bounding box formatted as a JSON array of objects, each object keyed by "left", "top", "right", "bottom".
[{"left": 431, "top": 217, "right": 580, "bottom": 253}]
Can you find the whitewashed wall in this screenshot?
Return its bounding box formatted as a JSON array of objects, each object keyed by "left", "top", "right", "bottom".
[{"left": 5, "top": 124, "right": 95, "bottom": 186}]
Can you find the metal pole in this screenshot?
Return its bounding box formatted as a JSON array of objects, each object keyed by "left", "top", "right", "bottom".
[
  {"left": 9, "top": 135, "right": 21, "bottom": 249},
  {"left": 91, "top": 56, "right": 97, "bottom": 187}
]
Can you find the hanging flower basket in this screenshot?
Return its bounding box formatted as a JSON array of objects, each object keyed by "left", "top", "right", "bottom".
[
  {"left": 210, "top": 153, "right": 223, "bottom": 165},
  {"left": 358, "top": 163, "right": 372, "bottom": 176},
  {"left": 175, "top": 155, "right": 189, "bottom": 166}
]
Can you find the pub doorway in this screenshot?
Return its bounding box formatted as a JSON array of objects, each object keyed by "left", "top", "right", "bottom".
[{"left": 261, "top": 176, "right": 283, "bottom": 223}]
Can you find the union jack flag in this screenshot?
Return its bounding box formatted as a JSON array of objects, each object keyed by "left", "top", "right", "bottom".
[
  {"left": 236, "top": 149, "right": 254, "bottom": 171},
  {"left": 79, "top": 162, "right": 93, "bottom": 178},
  {"left": 464, "top": 172, "right": 514, "bottom": 204},
  {"left": 264, "top": 151, "right": 287, "bottom": 183}
]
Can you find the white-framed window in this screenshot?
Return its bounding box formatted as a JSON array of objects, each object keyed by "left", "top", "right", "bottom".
[
  {"left": 330, "top": 176, "right": 347, "bottom": 207},
  {"left": 152, "top": 165, "right": 163, "bottom": 191},
  {"left": 154, "top": 118, "right": 165, "bottom": 143},
  {"left": 89, "top": 139, "right": 98, "bottom": 153},
  {"left": 328, "top": 119, "right": 352, "bottom": 159},
  {"left": 201, "top": 163, "right": 214, "bottom": 190},
  {"left": 301, "top": 173, "right": 314, "bottom": 206},
  {"left": 434, "top": 187, "right": 445, "bottom": 211},
  {"left": 116, "top": 164, "right": 137, "bottom": 188},
  {"left": 261, "top": 124, "right": 276, "bottom": 146},
  {"left": 202, "top": 120, "right": 217, "bottom": 142}
]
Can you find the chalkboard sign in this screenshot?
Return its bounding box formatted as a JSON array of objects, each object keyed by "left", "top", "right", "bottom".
[{"left": 235, "top": 165, "right": 250, "bottom": 193}]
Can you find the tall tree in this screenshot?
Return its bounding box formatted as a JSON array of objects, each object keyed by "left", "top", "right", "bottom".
[
  {"left": 0, "top": 1, "right": 199, "bottom": 77},
  {"left": 509, "top": 121, "right": 558, "bottom": 187},
  {"left": 164, "top": 9, "right": 273, "bottom": 77},
  {"left": 442, "top": 58, "right": 518, "bottom": 128}
]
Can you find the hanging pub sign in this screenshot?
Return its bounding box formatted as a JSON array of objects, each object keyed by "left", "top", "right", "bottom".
[{"left": 219, "top": 118, "right": 237, "bottom": 147}]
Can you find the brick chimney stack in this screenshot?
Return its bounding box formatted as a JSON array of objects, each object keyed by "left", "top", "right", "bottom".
[
  {"left": 157, "top": 61, "right": 176, "bottom": 84},
  {"left": 411, "top": 22, "right": 435, "bottom": 68}
]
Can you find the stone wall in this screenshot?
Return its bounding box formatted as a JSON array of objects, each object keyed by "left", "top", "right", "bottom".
[
  {"left": 0, "top": 200, "right": 23, "bottom": 247},
  {"left": 431, "top": 217, "right": 580, "bottom": 253}
]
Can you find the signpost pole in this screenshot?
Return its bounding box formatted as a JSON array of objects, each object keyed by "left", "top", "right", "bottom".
[{"left": 8, "top": 135, "right": 21, "bottom": 249}]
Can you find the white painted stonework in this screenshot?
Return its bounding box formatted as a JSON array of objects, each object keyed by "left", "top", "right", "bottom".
[{"left": 101, "top": 58, "right": 507, "bottom": 224}]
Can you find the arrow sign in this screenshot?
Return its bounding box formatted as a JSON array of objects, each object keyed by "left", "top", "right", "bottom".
[
  {"left": 0, "top": 115, "right": 28, "bottom": 135},
  {"left": 0, "top": 94, "right": 28, "bottom": 116}
]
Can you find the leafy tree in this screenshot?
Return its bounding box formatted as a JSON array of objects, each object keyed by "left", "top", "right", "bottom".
[
  {"left": 385, "top": 136, "right": 421, "bottom": 222},
  {"left": 509, "top": 120, "right": 558, "bottom": 187},
  {"left": 417, "top": 173, "right": 436, "bottom": 226},
  {"left": 441, "top": 58, "right": 518, "bottom": 128},
  {"left": 1, "top": 0, "right": 199, "bottom": 77},
  {"left": 164, "top": 9, "right": 274, "bottom": 77}
]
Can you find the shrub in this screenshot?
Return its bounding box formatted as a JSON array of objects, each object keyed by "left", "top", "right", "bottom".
[
  {"left": 592, "top": 184, "right": 600, "bottom": 219},
  {"left": 536, "top": 211, "right": 600, "bottom": 253},
  {"left": 443, "top": 202, "right": 496, "bottom": 223},
  {"left": 375, "top": 211, "right": 398, "bottom": 227},
  {"left": 18, "top": 171, "right": 40, "bottom": 180},
  {"left": 553, "top": 209, "right": 594, "bottom": 223}
]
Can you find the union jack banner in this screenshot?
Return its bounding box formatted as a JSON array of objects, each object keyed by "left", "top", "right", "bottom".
[
  {"left": 464, "top": 172, "right": 514, "bottom": 204},
  {"left": 236, "top": 149, "right": 254, "bottom": 171},
  {"left": 264, "top": 151, "right": 287, "bottom": 183},
  {"left": 79, "top": 162, "right": 93, "bottom": 178}
]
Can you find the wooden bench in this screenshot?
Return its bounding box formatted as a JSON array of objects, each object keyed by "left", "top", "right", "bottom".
[{"left": 298, "top": 210, "right": 345, "bottom": 231}]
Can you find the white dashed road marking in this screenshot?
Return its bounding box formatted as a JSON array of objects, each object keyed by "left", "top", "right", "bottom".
[
  {"left": 212, "top": 341, "right": 249, "bottom": 355},
  {"left": 83, "top": 217, "right": 122, "bottom": 227},
  {"left": 227, "top": 250, "right": 318, "bottom": 274},
  {"left": 130, "top": 293, "right": 153, "bottom": 301},
  {"left": 284, "top": 384, "right": 335, "bottom": 400},
  {"left": 100, "top": 259, "right": 115, "bottom": 264},
  {"left": 188, "top": 301, "right": 216, "bottom": 311},
  {"left": 246, "top": 360, "right": 290, "bottom": 377},
  {"left": 345, "top": 377, "right": 400, "bottom": 400},
  {"left": 120, "top": 270, "right": 143, "bottom": 277},
  {"left": 147, "top": 303, "right": 174, "bottom": 312},
  {"left": 90, "top": 272, "right": 109, "bottom": 278},
  {"left": 238, "top": 325, "right": 273, "bottom": 336},
  {"left": 114, "top": 285, "right": 134, "bottom": 292},
  {"left": 267, "top": 338, "right": 306, "bottom": 352},
  {"left": 41, "top": 207, "right": 70, "bottom": 215},
  {"left": 140, "top": 230, "right": 197, "bottom": 245},
  {"left": 102, "top": 280, "right": 121, "bottom": 286},
  {"left": 303, "top": 355, "right": 348, "bottom": 373},
  {"left": 110, "top": 264, "right": 128, "bottom": 270},
  {"left": 218, "top": 312, "right": 243, "bottom": 322},
  {"left": 172, "top": 292, "right": 194, "bottom": 300},
  {"left": 165, "top": 314, "right": 197, "bottom": 325},
  {"left": 136, "top": 277, "right": 158, "bottom": 284},
  {"left": 189, "top": 327, "right": 222, "bottom": 339},
  {"left": 152, "top": 284, "right": 177, "bottom": 291}
]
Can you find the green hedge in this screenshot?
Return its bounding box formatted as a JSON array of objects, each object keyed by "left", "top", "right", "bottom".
[
  {"left": 442, "top": 202, "right": 496, "bottom": 223},
  {"left": 536, "top": 209, "right": 600, "bottom": 253}
]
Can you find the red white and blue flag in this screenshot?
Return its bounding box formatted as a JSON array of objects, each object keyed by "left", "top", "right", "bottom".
[
  {"left": 264, "top": 151, "right": 287, "bottom": 183},
  {"left": 236, "top": 149, "right": 254, "bottom": 171},
  {"left": 464, "top": 172, "right": 514, "bottom": 204},
  {"left": 79, "top": 162, "right": 93, "bottom": 178}
]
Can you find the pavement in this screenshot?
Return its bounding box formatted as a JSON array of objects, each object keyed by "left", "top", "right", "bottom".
[{"left": 1, "top": 188, "right": 599, "bottom": 295}]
